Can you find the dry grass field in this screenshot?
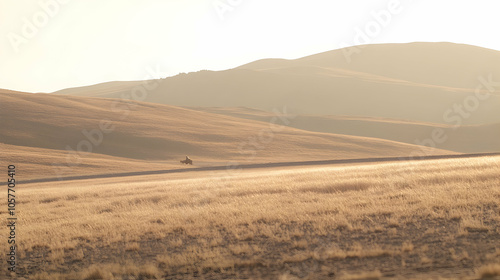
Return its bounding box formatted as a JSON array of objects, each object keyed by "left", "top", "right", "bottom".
[{"left": 2, "top": 155, "right": 499, "bottom": 279}]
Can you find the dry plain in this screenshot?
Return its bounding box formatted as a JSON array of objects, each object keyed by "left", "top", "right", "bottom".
[{"left": 2, "top": 155, "right": 499, "bottom": 279}]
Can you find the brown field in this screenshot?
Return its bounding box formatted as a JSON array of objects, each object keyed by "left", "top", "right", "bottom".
[{"left": 2, "top": 155, "right": 499, "bottom": 279}]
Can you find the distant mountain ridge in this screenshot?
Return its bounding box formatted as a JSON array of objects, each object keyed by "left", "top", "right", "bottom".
[
  {"left": 54, "top": 42, "right": 500, "bottom": 125},
  {"left": 238, "top": 42, "right": 500, "bottom": 90}
]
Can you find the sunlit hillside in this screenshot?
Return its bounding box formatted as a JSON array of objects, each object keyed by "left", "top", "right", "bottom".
[{"left": 0, "top": 90, "right": 454, "bottom": 180}]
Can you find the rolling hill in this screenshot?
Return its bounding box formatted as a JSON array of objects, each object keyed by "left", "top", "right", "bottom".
[{"left": 0, "top": 90, "right": 454, "bottom": 180}]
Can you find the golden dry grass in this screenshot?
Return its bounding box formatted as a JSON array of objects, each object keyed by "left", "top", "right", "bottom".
[
  {"left": 477, "top": 263, "right": 500, "bottom": 279},
  {"left": 1, "top": 155, "right": 499, "bottom": 279}
]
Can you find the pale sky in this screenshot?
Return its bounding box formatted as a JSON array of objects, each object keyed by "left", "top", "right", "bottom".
[{"left": 1, "top": 0, "right": 499, "bottom": 93}]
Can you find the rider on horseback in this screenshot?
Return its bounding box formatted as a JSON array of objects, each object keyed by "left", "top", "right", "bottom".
[{"left": 181, "top": 156, "right": 193, "bottom": 165}]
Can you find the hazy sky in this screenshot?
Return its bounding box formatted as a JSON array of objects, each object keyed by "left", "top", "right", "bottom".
[{"left": 1, "top": 0, "right": 499, "bottom": 93}]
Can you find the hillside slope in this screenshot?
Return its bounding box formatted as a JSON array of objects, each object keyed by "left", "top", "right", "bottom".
[
  {"left": 189, "top": 107, "right": 500, "bottom": 153},
  {"left": 0, "top": 90, "right": 455, "bottom": 179}
]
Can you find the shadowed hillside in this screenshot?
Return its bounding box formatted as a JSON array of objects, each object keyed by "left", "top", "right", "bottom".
[{"left": 189, "top": 107, "right": 500, "bottom": 153}]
